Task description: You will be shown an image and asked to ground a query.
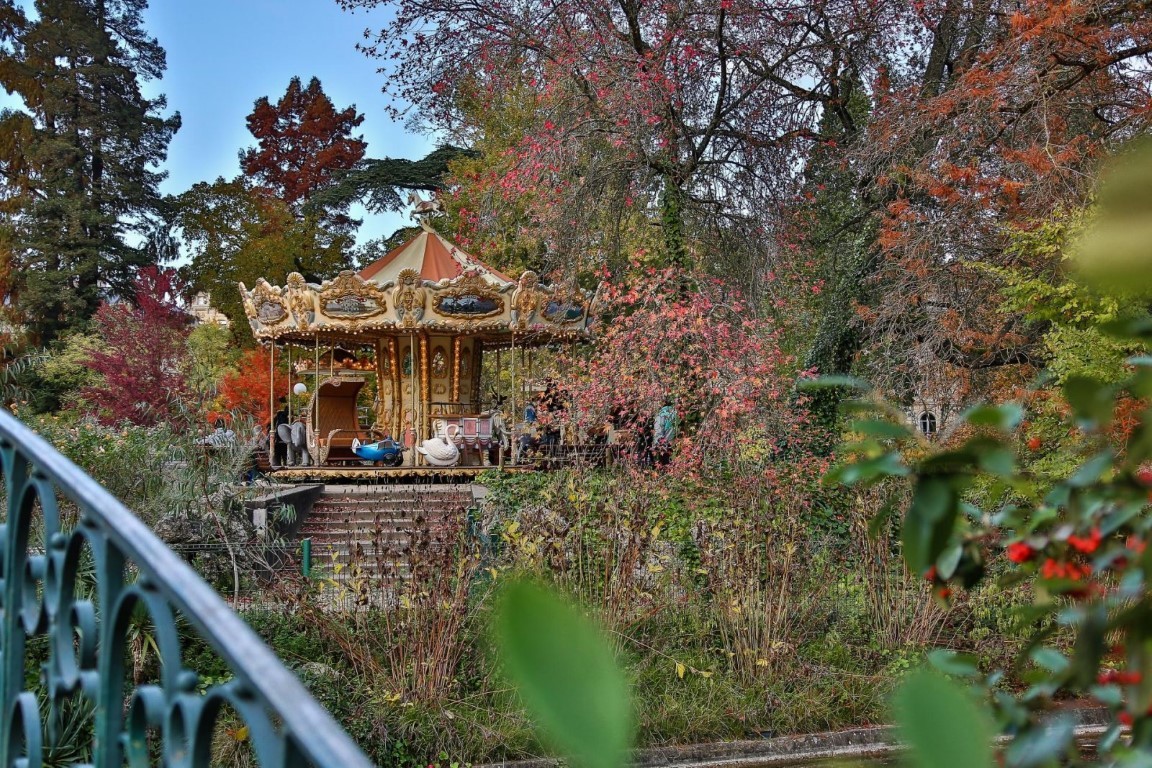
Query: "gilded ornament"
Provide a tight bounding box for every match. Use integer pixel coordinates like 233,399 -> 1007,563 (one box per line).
394,269 -> 428,327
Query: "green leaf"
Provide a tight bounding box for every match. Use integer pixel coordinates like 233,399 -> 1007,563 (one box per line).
928,649 -> 980,678
977,445 -> 1016,477
1126,419 -> 1152,464
1070,604 -> 1108,689
903,477 -> 958,573
1089,685 -> 1124,707
1029,647 -> 1068,674
963,403 -> 1024,432
936,544 -> 964,580
1068,450 -> 1113,487
1101,317 -> 1152,340
496,581 -> 632,768
824,453 -> 909,486
1062,375 -> 1115,428
867,493 -> 900,540
893,669 -> 994,768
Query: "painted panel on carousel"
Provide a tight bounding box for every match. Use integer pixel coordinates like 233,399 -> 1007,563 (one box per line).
542,298 -> 586,323
241,279 -> 290,326
317,271 -> 389,320
436,293 -> 503,317
431,345 -> 449,378
433,272 -> 506,319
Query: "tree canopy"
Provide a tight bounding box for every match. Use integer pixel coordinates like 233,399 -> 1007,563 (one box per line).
0,0 -> 180,344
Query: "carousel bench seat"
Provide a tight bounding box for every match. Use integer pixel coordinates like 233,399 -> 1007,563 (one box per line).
307,376 -> 391,465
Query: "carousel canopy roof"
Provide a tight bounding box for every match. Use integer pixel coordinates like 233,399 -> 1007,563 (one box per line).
359,222 -> 512,287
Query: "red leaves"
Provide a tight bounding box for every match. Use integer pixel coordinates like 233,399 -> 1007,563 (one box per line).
561,267 -> 813,479
240,76 -> 366,205
218,347 -> 289,423
79,267 -> 191,427
1098,670 -> 1142,686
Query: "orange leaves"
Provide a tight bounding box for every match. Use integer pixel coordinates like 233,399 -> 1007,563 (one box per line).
218,347 -> 290,423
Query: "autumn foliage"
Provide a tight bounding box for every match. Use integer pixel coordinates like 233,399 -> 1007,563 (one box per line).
565,268 -> 824,480
241,76 -> 366,206
217,346 -> 288,424
79,267 -> 191,426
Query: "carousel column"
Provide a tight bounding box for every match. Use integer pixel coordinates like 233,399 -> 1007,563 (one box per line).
388,337 -> 401,438
451,336 -> 461,405
407,332 -> 418,467
268,339 -> 276,465
374,337 -> 389,434
419,334 -> 430,439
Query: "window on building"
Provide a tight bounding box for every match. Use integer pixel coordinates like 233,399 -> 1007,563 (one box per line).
919,411 -> 938,436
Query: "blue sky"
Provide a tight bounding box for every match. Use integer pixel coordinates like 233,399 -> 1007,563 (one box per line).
5,0 -> 436,243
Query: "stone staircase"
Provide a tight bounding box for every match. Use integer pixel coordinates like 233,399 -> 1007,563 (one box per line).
298,483 -> 477,580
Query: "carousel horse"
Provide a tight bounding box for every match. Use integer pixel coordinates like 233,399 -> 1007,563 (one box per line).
351,436 -> 405,466
487,408 -> 511,465
417,421 -> 461,467
276,421 -> 311,466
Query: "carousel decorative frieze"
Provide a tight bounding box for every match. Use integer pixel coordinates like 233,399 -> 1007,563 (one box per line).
511,270 -> 544,327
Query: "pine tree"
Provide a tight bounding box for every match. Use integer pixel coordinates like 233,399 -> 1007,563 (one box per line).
0,0 -> 179,344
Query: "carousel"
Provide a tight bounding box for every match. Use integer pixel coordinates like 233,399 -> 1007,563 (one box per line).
239,219 -> 596,479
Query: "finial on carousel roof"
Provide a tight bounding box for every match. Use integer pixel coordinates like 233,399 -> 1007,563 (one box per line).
407,190 -> 444,222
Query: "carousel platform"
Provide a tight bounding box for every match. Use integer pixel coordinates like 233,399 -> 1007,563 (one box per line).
265,463 -> 535,483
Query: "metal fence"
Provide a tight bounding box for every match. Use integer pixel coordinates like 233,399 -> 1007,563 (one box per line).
0,409 -> 375,767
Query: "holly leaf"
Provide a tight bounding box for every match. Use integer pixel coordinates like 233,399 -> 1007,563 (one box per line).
964,403 -> 1024,432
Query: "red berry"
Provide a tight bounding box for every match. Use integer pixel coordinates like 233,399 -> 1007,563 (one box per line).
1007,541 -> 1036,563
1068,527 -> 1103,554
1027,436 -> 1043,452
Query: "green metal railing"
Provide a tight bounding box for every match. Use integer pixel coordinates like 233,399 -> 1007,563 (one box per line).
0,409 -> 375,767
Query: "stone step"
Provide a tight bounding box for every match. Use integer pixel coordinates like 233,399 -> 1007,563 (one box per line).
298,534 -> 457,547
288,482 -> 479,582
304,506 -> 451,520
311,499 -> 472,511
306,506 -> 467,520
317,491 -> 474,500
